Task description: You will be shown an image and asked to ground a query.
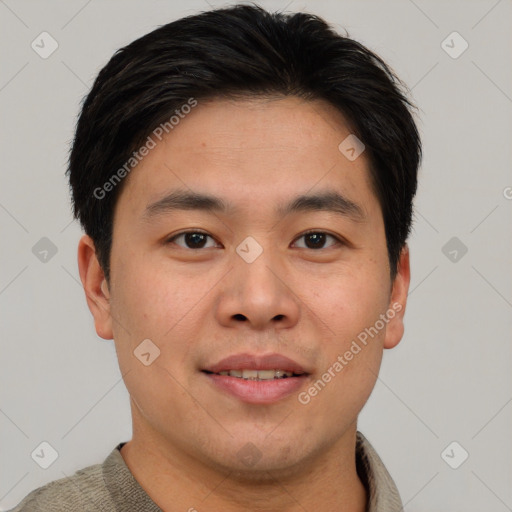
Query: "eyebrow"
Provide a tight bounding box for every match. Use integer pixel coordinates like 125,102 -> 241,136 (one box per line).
143,189 -> 365,222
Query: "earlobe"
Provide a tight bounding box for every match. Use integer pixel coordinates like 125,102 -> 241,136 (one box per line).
383,244 -> 411,349
77,234 -> 113,340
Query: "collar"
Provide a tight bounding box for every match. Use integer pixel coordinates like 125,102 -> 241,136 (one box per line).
355,431 -> 403,511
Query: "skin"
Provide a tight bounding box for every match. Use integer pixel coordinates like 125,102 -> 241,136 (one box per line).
78,96 -> 410,512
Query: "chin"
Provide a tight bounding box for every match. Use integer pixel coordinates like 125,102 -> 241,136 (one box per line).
211,454 -> 311,484
198,434 -> 317,481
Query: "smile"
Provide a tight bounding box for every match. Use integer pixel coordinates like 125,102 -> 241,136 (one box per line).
205,369 -> 302,380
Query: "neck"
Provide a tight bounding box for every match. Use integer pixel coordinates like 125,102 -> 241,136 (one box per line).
121,408 -> 367,512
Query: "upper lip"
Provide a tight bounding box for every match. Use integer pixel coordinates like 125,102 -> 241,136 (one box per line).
203,353 -> 309,375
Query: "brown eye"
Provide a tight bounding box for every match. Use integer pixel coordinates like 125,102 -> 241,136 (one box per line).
166,231 -> 218,249
293,231 -> 341,250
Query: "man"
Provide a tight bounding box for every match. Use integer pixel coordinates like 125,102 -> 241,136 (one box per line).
9,3 -> 420,511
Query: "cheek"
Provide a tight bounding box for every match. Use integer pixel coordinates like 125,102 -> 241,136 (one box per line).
109,257 -> 205,376
108,263 -> 197,418
302,274 -> 389,424
313,261 -> 391,342
305,262 -> 390,406
110,253 -> 185,335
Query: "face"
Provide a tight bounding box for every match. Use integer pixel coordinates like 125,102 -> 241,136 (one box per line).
79,96 -> 409,477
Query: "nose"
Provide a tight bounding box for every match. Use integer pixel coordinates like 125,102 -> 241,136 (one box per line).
214,247 -> 301,331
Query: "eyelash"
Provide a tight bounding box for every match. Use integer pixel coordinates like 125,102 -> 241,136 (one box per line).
165,229 -> 344,250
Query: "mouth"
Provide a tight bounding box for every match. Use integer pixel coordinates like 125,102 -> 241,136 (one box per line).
202,369 -> 305,380
201,353 -> 311,404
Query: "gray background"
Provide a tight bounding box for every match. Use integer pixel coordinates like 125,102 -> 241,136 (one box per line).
1,0 -> 511,510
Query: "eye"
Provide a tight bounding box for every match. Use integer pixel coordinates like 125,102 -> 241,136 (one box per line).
166,230 -> 219,249
293,231 -> 342,250
165,230 -> 343,250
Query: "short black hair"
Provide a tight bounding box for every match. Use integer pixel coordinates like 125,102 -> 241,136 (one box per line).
67,3 -> 421,283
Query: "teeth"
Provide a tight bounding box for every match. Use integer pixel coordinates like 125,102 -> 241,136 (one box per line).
217,369 -> 294,380
256,370 -> 277,380
243,369 -> 259,380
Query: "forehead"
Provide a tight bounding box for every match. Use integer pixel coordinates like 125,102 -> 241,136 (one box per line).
115,96 -> 377,219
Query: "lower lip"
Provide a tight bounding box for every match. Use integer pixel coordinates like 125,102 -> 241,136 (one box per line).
203,372 -> 308,404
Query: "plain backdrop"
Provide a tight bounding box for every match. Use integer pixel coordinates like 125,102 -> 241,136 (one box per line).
1,1 -> 511,510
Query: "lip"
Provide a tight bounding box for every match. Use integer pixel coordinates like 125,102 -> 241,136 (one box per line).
201,352 -> 311,404
202,352 -> 309,374
203,373 -> 309,404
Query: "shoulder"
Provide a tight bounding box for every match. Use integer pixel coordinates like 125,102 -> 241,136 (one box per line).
7,458 -> 114,512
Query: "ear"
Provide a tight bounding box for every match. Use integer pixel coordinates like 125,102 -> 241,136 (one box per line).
383,244 -> 411,349
77,234 -> 113,340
